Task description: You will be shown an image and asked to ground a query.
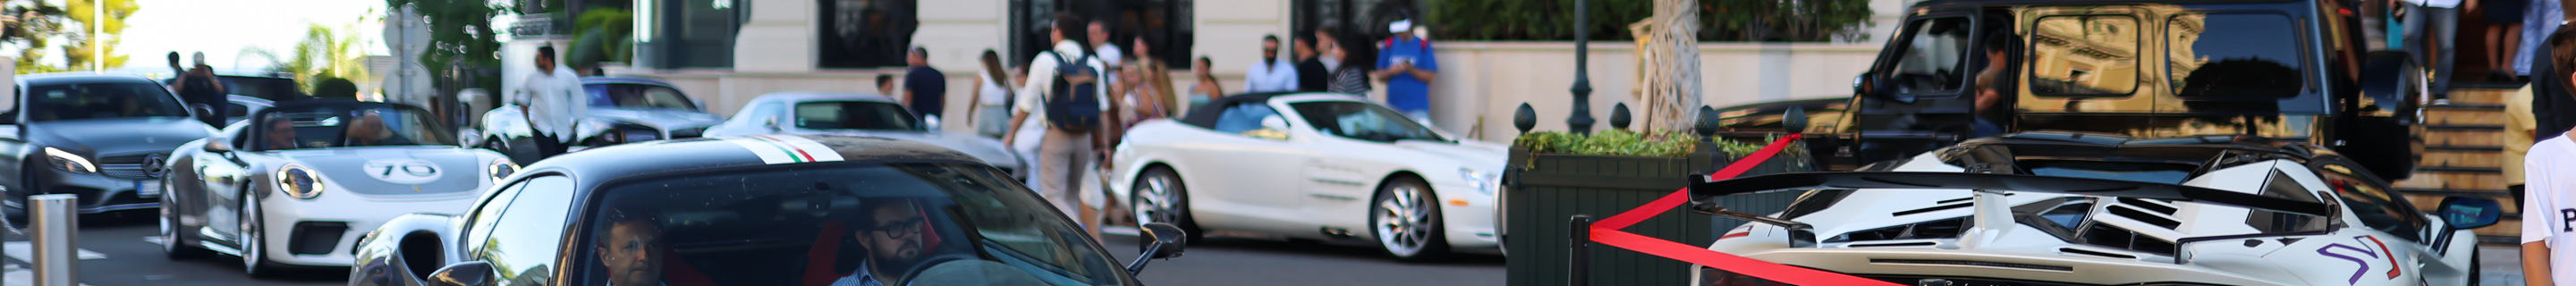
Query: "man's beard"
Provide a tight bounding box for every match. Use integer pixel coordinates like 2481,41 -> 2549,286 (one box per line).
884,240 -> 923,265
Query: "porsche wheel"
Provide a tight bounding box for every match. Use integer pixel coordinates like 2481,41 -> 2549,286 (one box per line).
1370,177 -> 1450,261
1129,167 -> 1202,244
161,180 -> 208,259
239,195 -> 282,278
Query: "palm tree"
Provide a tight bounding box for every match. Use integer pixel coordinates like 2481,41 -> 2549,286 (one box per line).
1643,0 -> 1700,133
246,22 -> 370,93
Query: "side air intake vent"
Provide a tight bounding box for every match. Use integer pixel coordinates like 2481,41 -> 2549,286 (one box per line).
2058,248 -> 2138,259
1868,259 -> 2074,272
1826,217 -> 1969,243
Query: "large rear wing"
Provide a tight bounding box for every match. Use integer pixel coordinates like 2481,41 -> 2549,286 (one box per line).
1687,172 -> 2334,217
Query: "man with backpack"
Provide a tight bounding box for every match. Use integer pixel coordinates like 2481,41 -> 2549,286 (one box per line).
1004,13 -> 1118,240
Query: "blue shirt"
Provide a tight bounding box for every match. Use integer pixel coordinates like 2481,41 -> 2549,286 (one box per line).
1377,37 -> 1439,113
830,260 -> 891,286
2520,0 -> 2563,75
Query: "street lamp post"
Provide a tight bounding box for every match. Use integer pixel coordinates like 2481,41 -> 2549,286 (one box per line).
1567,0 -> 1596,135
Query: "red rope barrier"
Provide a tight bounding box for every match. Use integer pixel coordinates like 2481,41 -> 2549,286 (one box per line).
1581,134 -> 1902,286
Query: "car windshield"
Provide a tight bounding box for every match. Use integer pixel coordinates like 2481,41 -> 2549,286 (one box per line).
252,105 -> 458,150
588,83 -> 699,110
585,163 -> 1128,286
795,101 -> 919,131
1288,101 -> 1446,142
25,82 -> 190,122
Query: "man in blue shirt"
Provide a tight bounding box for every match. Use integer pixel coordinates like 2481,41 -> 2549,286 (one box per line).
1375,18 -> 1441,123
834,198 -> 930,286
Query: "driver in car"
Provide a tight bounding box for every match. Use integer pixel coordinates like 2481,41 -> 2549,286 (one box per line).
834,198 -> 930,286
264,118 -> 300,149
598,209 -> 666,286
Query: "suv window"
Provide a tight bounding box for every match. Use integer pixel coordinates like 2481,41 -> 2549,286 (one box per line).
2029,15 -> 2141,96
2167,13 -> 2306,98
1885,17 -> 1973,95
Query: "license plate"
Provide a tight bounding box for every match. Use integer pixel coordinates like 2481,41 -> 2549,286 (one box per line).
136,181 -> 162,198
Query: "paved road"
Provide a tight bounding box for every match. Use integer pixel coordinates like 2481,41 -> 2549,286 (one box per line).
0,212 -> 1505,286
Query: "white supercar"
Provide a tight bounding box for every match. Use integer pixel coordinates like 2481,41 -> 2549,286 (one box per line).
1686,132 -> 2497,286
1109,92 -> 1505,261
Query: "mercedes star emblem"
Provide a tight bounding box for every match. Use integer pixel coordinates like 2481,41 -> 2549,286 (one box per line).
141,154 -> 170,178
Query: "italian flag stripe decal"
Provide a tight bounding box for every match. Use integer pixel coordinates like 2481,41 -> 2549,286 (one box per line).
724,135 -> 845,164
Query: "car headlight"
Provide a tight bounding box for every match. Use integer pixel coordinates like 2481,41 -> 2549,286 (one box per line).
276,164 -> 324,199
1459,168 -> 1501,196
41,147 -> 97,174
487,159 -> 520,181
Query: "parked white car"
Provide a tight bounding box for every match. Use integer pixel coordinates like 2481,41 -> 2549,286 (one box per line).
1109,92 -> 1506,261
1686,132 -> 2496,285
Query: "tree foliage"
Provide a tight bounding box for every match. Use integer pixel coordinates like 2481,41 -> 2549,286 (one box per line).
0,1 -> 66,74
386,0 -> 502,91
1428,0 -> 1872,42
570,7 -> 631,69
59,0 -> 135,71
248,23 -> 371,94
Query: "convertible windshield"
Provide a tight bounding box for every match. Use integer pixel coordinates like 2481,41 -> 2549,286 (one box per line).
1288,101 -> 1446,142
588,83 -> 699,110
252,105 -> 459,150
585,163 -> 1126,286
795,101 -> 919,131
25,82 -> 190,122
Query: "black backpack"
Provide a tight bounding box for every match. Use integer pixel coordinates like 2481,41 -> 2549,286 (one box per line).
1045,52 -> 1104,132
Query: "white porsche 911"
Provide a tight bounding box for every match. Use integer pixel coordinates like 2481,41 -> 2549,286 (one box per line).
160,100 -> 515,278
1109,92 -> 1506,261
1683,132 -> 2498,286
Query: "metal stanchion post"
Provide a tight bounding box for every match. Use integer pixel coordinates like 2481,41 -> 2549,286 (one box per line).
1570,214 -> 1592,286
30,194 -> 75,286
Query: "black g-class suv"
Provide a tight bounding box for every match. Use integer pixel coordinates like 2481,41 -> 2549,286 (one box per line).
1818,0 -> 2424,181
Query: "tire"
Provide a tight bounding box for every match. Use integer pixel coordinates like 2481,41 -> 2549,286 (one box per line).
1129,167 -> 1203,245
1370,176 -> 1451,262
161,178 -> 209,259
239,194 -> 282,278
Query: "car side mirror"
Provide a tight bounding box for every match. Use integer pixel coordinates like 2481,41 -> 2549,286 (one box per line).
692,99 -> 708,110
191,104 -> 214,119
423,261 -> 496,286
921,114 -> 942,131
762,117 -> 781,130
1260,115 -> 1289,132
1125,223 -> 1188,275
204,141 -> 233,153
2438,197 -> 2503,230
1782,106 -> 1809,134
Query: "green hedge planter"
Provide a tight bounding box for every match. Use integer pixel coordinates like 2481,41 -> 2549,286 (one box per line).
1498,141 -> 1807,286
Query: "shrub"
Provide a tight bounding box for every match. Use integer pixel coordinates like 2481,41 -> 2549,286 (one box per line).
1513,130 -> 1757,157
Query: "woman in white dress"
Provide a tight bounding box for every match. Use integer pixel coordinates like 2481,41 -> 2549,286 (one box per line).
970,50 -> 1015,139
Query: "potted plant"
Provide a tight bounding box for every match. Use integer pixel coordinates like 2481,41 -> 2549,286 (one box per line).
1500,105 -> 1812,286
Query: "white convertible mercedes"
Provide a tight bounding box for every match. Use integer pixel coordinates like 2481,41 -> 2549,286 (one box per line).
1109,92 -> 1505,261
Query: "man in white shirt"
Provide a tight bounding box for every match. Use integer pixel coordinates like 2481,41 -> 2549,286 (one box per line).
1243,35 -> 1301,92
513,46 -> 590,158
1004,13 -> 1115,240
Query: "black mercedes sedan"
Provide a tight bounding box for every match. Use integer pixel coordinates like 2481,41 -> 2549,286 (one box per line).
0,72 -> 215,224
349,135 -> 1186,286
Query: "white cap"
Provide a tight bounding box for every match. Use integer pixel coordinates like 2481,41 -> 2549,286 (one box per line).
1389,20 -> 1413,33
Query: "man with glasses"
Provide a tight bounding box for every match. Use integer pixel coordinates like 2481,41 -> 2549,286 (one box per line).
834,198 -> 932,286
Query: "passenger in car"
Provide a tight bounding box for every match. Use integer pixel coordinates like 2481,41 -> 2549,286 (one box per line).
597,210 -> 667,286
1969,29 -> 2020,139
834,198 -> 933,286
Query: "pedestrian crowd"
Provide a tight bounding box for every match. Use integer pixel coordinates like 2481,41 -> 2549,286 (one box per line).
858,13 -> 1444,242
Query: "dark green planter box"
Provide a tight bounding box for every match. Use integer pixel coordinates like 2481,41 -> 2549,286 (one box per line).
1499,144 -> 1806,286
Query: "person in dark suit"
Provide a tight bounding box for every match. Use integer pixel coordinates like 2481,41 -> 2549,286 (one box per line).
1294,33 -> 1329,92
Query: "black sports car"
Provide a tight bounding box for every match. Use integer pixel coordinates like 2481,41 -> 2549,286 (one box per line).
348,135 -> 1187,286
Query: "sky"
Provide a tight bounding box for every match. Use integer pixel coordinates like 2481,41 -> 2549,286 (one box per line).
108,0 -> 388,72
